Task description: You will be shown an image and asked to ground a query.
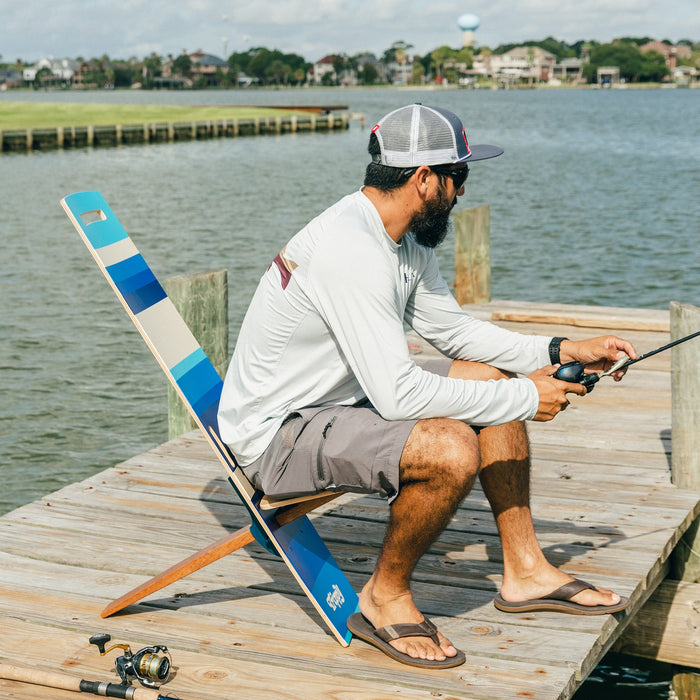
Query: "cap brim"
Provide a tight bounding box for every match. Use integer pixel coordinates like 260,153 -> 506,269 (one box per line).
462,144 -> 504,162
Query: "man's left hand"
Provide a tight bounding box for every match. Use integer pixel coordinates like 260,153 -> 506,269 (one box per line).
559,336 -> 637,381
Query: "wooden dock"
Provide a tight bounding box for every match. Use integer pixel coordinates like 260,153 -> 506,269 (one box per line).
1,301 -> 698,700
0,112 -> 349,152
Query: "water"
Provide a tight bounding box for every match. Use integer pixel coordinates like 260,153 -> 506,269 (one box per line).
1,86 -> 699,697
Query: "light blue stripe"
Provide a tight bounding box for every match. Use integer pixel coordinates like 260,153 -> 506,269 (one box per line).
64,191 -> 128,249
171,348 -> 208,380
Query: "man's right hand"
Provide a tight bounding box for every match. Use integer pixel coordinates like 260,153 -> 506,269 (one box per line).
528,365 -> 587,421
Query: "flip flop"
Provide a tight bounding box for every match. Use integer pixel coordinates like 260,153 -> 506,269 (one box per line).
346,612 -> 466,669
494,578 -> 630,615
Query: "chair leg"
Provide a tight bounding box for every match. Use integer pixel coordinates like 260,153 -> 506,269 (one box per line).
101,525 -> 255,618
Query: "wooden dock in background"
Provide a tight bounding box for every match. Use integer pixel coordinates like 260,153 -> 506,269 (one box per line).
0,112 -> 349,152
1,301 -> 699,699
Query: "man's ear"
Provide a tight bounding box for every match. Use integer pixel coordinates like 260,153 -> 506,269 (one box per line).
413,165 -> 433,196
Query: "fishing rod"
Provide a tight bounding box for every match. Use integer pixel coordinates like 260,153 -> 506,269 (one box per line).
0,633 -> 181,699
554,329 -> 700,390
0,662 -> 179,699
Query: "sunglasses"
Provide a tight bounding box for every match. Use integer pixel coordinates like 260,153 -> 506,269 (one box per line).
431,165 -> 469,189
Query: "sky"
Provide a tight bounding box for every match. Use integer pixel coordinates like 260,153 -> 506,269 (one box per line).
1,0 -> 698,64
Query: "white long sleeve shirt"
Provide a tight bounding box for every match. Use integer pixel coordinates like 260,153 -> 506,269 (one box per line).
218,190 -> 552,466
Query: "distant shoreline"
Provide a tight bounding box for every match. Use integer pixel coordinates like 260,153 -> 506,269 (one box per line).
0,102 -> 308,131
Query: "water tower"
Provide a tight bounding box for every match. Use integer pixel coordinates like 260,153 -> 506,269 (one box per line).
457,13 -> 480,47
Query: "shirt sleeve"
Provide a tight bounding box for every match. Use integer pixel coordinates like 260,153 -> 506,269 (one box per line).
306,236 -> 546,427
405,251 -> 552,375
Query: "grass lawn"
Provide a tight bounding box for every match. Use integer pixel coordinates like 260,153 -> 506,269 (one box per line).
0,102 -> 302,130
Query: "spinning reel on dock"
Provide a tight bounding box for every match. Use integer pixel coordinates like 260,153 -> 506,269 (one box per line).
89,633 -> 172,689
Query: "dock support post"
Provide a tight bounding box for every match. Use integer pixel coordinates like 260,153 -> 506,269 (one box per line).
670,300 -> 700,579
669,301 -> 700,698
453,205 -> 491,305
165,270 -> 229,439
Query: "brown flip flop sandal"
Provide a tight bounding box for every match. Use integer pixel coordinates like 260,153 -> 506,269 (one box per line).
494,578 -> 630,615
347,612 -> 466,669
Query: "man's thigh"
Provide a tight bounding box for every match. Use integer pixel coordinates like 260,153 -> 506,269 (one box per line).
244,404 -> 417,502
243,357 -> 499,502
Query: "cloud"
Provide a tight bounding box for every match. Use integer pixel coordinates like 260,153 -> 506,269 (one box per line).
0,0 -> 696,63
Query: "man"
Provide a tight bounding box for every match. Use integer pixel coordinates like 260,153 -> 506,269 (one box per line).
218,104 -> 635,669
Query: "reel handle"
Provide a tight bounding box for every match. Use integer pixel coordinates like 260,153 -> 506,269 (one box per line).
88,633 -> 112,655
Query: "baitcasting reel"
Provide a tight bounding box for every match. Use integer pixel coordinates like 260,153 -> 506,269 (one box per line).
89,633 -> 172,689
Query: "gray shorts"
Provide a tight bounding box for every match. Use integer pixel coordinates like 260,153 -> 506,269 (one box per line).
244,357 -> 452,503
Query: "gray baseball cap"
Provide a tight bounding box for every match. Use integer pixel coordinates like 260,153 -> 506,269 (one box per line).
371,103 -> 503,167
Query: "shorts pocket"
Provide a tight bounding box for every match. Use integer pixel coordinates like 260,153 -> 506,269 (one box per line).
315,414 -> 338,486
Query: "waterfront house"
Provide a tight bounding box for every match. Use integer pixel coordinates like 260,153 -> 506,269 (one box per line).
22,58 -> 79,87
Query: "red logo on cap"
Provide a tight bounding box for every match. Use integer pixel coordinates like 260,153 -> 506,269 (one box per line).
462,126 -> 471,157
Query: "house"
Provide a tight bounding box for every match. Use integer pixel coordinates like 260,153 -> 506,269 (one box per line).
487,46 -> 556,85
505,46 -> 556,82
639,41 -> 692,71
71,59 -> 116,88
0,68 -> 23,89
388,58 -> 413,85
23,58 -> 79,86
672,65 -> 698,86
309,55 -> 338,85
354,52 -> 388,83
550,57 -> 585,84
189,50 -> 229,86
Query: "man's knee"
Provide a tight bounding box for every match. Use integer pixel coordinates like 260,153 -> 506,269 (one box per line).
401,418 -> 480,489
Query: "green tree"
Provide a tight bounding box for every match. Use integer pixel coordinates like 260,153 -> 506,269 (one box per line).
113,65 -> 132,87
410,62 -> 424,85
455,47 -> 473,67
172,53 -> 192,77
142,53 -> 162,87
266,59 -> 291,85
244,47 -> 308,85
584,42 -> 645,82
34,66 -> 52,88
382,40 -> 413,64
358,61 -> 378,85
639,50 -> 670,81
430,45 -> 456,80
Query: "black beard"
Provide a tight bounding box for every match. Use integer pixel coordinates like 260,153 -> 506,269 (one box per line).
410,185 -> 455,249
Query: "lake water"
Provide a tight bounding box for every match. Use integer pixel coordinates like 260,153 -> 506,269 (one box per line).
1,86 -> 698,698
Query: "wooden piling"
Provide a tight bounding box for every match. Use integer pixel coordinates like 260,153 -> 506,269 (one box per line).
670,301 -> 700,582
614,301 -> 700,699
453,204 -> 491,305
164,270 -> 228,439
669,302 -> 700,698
670,302 -> 700,495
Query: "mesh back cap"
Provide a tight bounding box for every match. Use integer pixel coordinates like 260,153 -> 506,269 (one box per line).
371,103 -> 503,167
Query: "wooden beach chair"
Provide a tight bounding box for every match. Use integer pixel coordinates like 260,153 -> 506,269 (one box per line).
61,191 -> 358,646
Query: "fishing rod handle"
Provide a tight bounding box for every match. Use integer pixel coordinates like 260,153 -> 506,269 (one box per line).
0,663 -> 172,700
80,679 -> 169,699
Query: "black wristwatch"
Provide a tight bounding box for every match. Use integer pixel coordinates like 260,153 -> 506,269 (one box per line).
548,337 -> 568,365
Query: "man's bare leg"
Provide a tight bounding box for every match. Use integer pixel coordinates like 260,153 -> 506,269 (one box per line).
358,417 -> 480,662
449,360 -> 623,608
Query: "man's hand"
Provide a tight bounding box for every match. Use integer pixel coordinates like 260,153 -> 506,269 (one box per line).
528,366 -> 587,421
559,335 -> 637,382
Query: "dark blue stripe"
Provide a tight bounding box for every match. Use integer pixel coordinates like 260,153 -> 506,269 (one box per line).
198,397 -> 221,431
115,268 -> 159,296
192,383 -> 223,420
107,254 -> 149,282
122,280 -> 167,314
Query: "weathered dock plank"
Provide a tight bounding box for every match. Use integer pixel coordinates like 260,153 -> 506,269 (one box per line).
0,304 -> 697,700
